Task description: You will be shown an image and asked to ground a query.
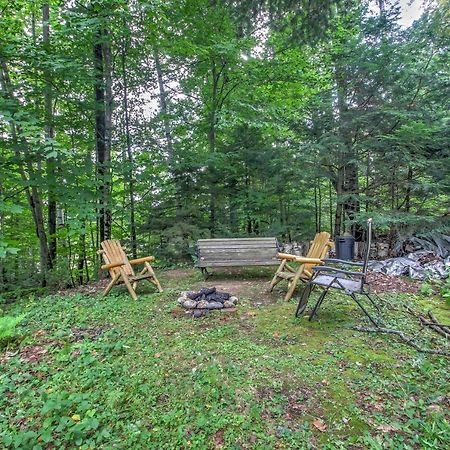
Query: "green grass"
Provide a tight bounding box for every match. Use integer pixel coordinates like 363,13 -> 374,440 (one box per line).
1,268 -> 449,449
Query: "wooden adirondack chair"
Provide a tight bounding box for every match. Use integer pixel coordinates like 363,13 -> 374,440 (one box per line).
98,240 -> 163,300
269,232 -> 333,301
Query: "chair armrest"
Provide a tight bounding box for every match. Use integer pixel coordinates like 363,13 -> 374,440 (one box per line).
322,258 -> 364,267
101,261 -> 125,270
277,253 -> 323,265
129,256 -> 155,265
313,266 -> 364,277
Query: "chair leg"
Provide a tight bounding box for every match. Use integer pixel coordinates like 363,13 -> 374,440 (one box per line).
308,286 -> 329,321
103,273 -> 120,297
121,269 -> 138,300
145,262 -> 163,292
269,261 -> 286,292
295,283 -> 313,317
284,266 -> 305,302
350,293 -> 379,328
364,292 -> 381,313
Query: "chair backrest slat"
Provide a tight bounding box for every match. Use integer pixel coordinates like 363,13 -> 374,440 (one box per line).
100,240 -> 134,277
304,232 -> 333,275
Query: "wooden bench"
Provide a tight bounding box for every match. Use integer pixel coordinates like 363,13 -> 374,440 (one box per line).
196,237 -> 280,276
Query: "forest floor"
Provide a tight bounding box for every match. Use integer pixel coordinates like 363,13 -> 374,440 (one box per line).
1,267 -> 449,449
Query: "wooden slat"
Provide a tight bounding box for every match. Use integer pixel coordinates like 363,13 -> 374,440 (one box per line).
198,260 -> 279,267
198,238 -> 276,242
196,237 -> 279,268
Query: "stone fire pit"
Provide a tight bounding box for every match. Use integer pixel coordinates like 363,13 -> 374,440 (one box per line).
178,287 -> 238,318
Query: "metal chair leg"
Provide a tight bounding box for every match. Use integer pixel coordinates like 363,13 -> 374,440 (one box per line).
295,283 -> 313,317
308,286 -> 329,321
350,293 -> 379,327
364,291 -> 381,313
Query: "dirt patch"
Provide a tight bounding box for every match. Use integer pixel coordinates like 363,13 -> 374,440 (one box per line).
71,327 -> 104,342
20,345 -> 49,363
57,279 -> 109,297
366,271 -> 420,294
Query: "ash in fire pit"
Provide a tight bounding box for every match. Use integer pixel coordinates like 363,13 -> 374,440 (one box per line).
178,287 -> 238,317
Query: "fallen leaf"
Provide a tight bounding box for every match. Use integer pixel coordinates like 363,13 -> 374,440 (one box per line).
321,379 -> 330,386
313,419 -> 327,432
154,352 -> 162,358
273,331 -> 280,337
71,414 -> 81,422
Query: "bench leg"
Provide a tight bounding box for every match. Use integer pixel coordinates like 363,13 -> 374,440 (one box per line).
201,267 -> 211,281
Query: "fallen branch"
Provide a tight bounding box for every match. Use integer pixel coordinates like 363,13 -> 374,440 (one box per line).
428,311 -> 450,332
353,326 -> 450,357
419,316 -> 450,339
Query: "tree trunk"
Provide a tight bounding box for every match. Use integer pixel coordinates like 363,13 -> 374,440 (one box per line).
208,59 -> 219,236
335,62 -> 362,240
102,29 -> 113,240
93,29 -> 111,243
154,48 -> 174,165
42,3 -> 57,266
121,41 -> 137,258
0,58 -> 52,284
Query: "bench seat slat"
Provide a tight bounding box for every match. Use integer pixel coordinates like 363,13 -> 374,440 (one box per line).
196,237 -> 279,269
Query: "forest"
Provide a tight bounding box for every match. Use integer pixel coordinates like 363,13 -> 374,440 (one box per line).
2,2 -> 450,448
0,0 -> 449,290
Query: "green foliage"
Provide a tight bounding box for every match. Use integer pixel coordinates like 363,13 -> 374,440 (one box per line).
0,315 -> 24,347
0,0 -> 449,290
0,270 -> 449,448
440,279 -> 450,308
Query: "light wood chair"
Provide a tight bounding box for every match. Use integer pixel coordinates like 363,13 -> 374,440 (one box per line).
98,240 -> 163,300
269,232 -> 333,301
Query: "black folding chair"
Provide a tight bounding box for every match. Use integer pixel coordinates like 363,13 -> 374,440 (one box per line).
295,218 -> 380,327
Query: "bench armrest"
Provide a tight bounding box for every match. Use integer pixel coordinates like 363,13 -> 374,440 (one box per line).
277,253 -> 323,265
129,256 -> 155,265
101,261 -> 125,270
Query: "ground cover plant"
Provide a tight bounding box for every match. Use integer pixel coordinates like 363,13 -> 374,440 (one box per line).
1,268 -> 449,449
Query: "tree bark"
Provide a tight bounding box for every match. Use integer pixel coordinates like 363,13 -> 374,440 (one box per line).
154,48 -> 174,165
93,29 -> 111,243
0,58 -> 52,284
102,29 -> 113,240
121,41 -> 137,258
335,62 -> 362,240
42,3 -> 57,266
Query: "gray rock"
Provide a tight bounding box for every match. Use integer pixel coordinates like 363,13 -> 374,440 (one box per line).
177,297 -> 186,305
196,300 -> 210,309
223,300 -> 235,308
206,301 -> 223,310
182,299 -> 198,309
229,296 -> 238,305
192,309 -> 204,318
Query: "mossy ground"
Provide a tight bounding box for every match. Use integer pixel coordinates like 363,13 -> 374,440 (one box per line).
1,268 -> 449,449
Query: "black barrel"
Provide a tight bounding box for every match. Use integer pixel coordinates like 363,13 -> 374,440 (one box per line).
335,235 -> 355,261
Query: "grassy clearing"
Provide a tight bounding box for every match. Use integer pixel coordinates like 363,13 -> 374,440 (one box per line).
1,268 -> 449,449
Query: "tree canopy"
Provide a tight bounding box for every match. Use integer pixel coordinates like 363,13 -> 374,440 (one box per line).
0,0 -> 449,288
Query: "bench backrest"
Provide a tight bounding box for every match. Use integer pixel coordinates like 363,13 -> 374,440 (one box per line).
197,237 -> 280,267
99,240 -> 134,278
